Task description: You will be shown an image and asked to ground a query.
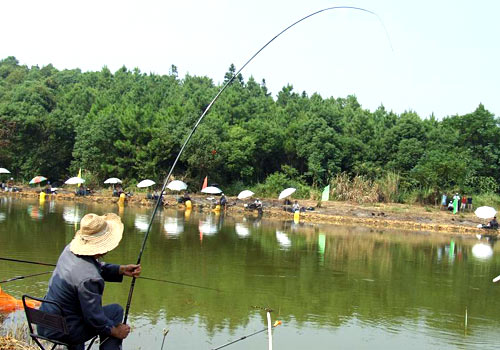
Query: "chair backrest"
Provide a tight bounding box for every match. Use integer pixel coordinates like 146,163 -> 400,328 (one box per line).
22,294 -> 69,350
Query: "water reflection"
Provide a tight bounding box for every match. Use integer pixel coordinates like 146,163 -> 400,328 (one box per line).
198,215 -> 218,236
62,206 -> 81,225
234,222 -> 250,238
27,204 -> 43,220
0,212 -> 5,223
275,230 -> 291,249
3,199 -> 500,350
134,214 -> 150,232
472,243 -> 494,260
163,216 -> 183,237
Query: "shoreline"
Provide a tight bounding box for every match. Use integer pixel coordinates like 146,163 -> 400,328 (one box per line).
1,189 -> 489,236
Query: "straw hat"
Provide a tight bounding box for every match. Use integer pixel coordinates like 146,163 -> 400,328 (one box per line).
70,213 -> 124,256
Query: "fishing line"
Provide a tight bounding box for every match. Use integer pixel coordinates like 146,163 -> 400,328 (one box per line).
0,257 -> 56,267
0,257 -> 219,292
0,271 -> 52,284
123,5 -> 390,324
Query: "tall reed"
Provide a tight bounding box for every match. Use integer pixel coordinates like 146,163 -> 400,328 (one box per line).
331,173 -> 379,203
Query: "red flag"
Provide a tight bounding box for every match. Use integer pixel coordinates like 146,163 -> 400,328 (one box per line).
202,176 -> 208,190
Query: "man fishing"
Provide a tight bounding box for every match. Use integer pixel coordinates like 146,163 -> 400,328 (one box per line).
39,213 -> 141,350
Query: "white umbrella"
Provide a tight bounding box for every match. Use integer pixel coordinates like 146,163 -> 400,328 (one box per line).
278,187 -> 296,200
201,186 -> 222,194
137,179 -> 156,188
166,180 -> 187,191
475,206 -> 497,219
0,168 -> 10,174
104,177 -> 122,184
65,177 -> 85,185
237,190 -> 254,200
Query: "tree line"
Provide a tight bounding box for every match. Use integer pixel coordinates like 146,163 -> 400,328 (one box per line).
0,56 -> 499,202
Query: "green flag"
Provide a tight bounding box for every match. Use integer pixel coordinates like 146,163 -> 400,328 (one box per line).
321,185 -> 330,202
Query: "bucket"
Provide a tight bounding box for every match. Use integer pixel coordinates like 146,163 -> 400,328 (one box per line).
293,211 -> 300,223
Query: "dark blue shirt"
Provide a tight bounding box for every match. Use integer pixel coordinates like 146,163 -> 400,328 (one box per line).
39,245 -> 123,340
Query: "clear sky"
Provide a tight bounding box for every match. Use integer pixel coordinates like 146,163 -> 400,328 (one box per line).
2,0 -> 499,119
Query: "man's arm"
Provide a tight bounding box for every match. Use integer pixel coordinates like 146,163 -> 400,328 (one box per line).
78,278 -> 116,336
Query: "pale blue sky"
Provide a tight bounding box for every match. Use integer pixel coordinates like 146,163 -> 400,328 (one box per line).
2,0 -> 498,118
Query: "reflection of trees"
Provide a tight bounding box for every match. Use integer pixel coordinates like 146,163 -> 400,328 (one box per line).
3,202 -> 500,337
103,220 -> 500,337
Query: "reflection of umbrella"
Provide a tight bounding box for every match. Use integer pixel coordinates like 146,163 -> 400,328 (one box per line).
237,190 -> 254,200
201,186 -> 222,194
65,177 -> 85,185
167,180 -> 187,191
472,243 -> 493,260
276,230 -> 291,249
0,168 -> 10,174
104,177 -> 122,184
134,214 -> 150,232
198,217 -> 218,235
235,223 -> 250,237
27,205 -> 43,220
0,212 -> 6,223
29,176 -> 47,185
63,206 -> 82,224
137,179 -> 155,188
475,206 -> 497,219
164,217 -> 184,236
278,187 -> 296,200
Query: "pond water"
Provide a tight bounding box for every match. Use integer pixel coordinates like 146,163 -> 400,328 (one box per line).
1,196 -> 500,349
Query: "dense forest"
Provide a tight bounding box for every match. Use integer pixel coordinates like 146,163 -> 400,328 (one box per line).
0,56 -> 499,203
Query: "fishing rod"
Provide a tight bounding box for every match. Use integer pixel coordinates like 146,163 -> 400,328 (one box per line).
0,271 -> 52,284
123,5 -> 389,324
0,257 -> 220,292
211,320 -> 282,350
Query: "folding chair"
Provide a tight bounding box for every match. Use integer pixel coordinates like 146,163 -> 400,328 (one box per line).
22,295 -> 97,350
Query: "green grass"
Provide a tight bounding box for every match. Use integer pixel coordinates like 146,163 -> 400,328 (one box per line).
473,193 -> 500,209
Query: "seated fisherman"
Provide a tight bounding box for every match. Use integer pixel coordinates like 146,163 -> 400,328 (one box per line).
484,216 -> 499,229
39,213 -> 141,349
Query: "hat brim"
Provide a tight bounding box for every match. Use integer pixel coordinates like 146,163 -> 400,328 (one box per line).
70,213 -> 124,256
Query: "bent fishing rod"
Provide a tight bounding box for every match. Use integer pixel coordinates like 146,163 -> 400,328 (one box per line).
0,257 -> 220,291
123,5 -> 390,323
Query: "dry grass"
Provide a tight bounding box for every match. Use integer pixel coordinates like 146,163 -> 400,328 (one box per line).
0,336 -> 37,350
0,316 -> 40,350
331,173 -> 379,203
